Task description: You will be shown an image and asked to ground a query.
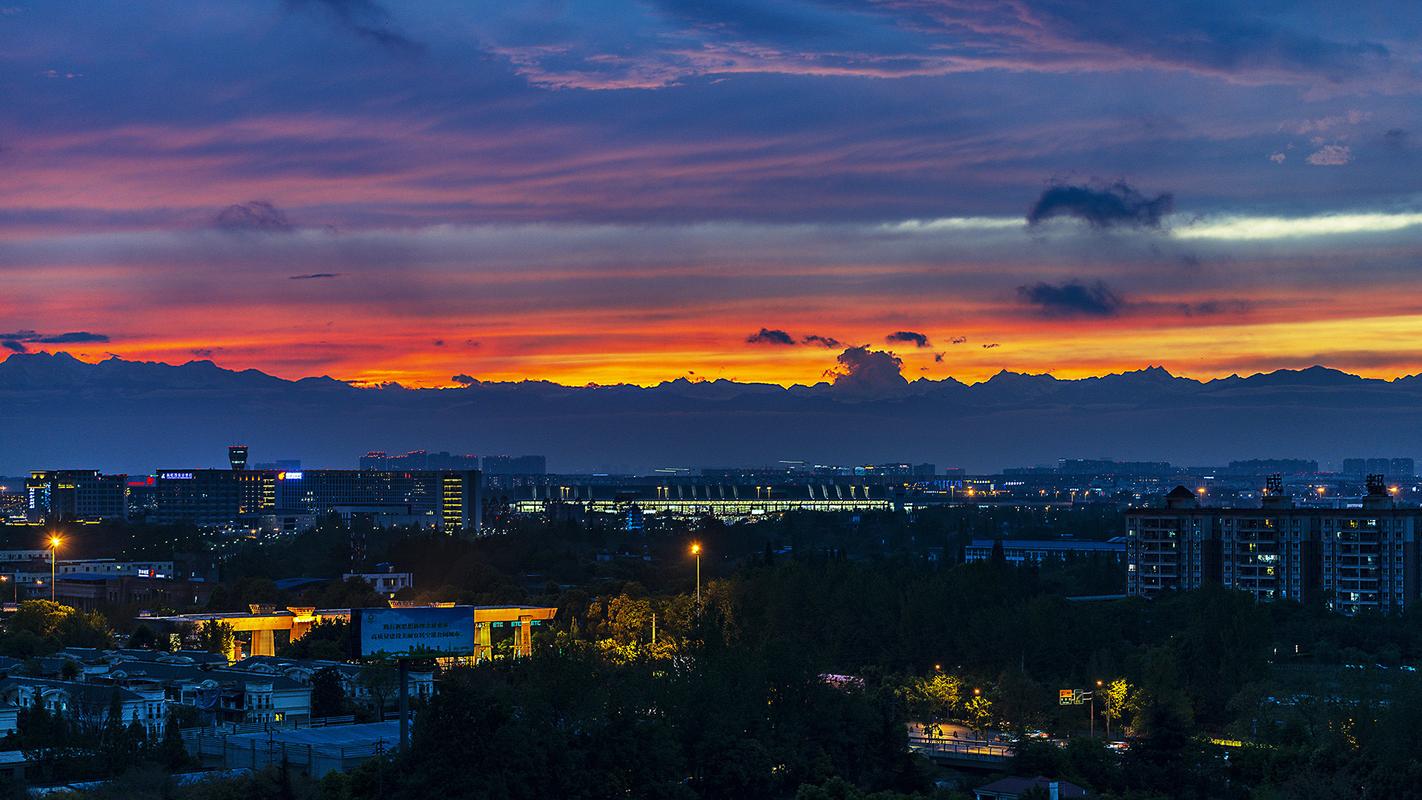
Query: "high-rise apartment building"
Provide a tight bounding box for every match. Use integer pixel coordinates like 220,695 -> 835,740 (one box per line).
1127,476 -> 1421,615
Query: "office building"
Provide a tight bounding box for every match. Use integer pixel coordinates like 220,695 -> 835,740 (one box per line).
358,450 -> 480,471
1127,476 -> 1422,614
228,445 -> 249,471
1224,459 -> 1319,477
481,454 -> 547,476
1342,457 -> 1415,479
153,469 -> 276,526
274,469 -> 482,534
0,487 -> 29,523
25,470 -> 128,522
153,462 -> 482,534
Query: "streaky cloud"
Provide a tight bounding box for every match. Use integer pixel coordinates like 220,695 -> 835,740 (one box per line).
1175,212 -> 1422,240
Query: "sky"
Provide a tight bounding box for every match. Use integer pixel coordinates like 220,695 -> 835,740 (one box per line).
2,0 -> 1422,388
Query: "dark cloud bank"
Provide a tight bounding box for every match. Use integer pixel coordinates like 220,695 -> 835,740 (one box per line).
1027,182 -> 1173,229
213,201 -> 293,233
4,352 -> 1422,475
1017,280 -> 1126,317
885,331 -> 931,348
747,329 -> 842,348
0,331 -> 110,354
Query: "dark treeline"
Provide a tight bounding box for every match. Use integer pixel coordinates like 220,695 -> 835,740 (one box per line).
299,555 -> 1422,800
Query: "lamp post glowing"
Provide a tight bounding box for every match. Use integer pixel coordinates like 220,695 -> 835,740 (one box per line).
1096,679 -> 1108,739
48,535 -> 61,602
1092,679 -> 1103,738
690,542 -> 702,605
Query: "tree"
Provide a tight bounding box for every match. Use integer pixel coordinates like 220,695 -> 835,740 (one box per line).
280,619 -> 349,661
995,669 -> 1043,733
197,620 -> 235,659
357,661 -> 397,720
158,712 -> 190,770
964,694 -> 993,736
989,538 -> 1006,567
10,600 -> 71,638
56,608 -> 114,649
901,672 -> 960,725
0,629 -> 46,659
126,624 -> 161,651
311,667 -> 347,718
1100,678 -> 1133,738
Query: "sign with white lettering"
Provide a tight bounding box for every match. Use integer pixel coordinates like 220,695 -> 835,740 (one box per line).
353,606 -> 474,658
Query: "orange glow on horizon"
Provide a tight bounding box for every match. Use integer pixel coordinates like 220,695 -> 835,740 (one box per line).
17,293 -> 1422,389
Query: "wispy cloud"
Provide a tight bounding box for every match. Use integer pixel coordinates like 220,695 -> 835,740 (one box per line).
1175,212 -> 1422,240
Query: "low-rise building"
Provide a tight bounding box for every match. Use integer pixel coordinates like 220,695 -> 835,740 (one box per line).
963,537 -> 1126,565
341,566 -> 412,596
231,655 -> 435,708
0,676 -> 167,737
44,648 -> 311,726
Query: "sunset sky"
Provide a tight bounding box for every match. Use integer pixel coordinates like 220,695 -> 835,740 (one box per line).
3,1 -> 1422,387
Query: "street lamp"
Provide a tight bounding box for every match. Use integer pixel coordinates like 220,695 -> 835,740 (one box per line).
1091,679 -> 1103,738
1096,679 -> 1110,739
690,543 -> 702,605
48,535 -> 62,602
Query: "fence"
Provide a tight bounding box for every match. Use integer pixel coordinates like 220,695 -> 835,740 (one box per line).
906,733 -> 1014,764
182,727 -> 393,778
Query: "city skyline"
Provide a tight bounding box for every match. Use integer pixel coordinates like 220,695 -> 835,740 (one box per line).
4,2 -> 1422,387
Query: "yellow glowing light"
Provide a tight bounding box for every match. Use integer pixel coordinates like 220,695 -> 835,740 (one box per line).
1197,486 -> 1207,495
690,543 -> 701,555
1317,487 -> 1327,495
48,536 -> 62,549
